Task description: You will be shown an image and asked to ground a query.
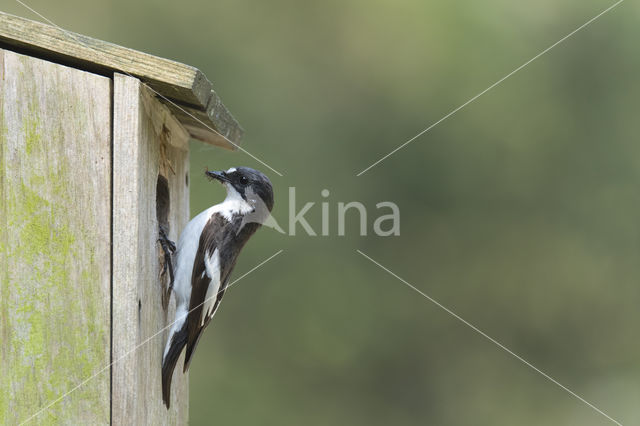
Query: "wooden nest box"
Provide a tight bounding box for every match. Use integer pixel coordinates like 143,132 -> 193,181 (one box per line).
0,11 -> 243,424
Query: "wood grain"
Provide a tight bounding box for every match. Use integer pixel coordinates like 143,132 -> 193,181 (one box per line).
0,49 -> 111,424
112,73 -> 190,424
0,11 -> 243,149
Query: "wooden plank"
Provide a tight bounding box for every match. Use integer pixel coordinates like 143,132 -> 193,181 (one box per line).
0,11 -> 243,149
112,73 -> 190,424
0,49 -> 111,424
140,86 -> 190,151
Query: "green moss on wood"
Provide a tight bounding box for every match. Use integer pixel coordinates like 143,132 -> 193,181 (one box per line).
22,105 -> 41,156
0,60 -> 109,424
0,91 -> 8,426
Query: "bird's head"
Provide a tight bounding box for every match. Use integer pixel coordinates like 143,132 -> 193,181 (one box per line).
206,167 -> 274,213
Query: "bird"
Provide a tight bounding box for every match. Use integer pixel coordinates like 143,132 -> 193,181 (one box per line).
161,166 -> 274,408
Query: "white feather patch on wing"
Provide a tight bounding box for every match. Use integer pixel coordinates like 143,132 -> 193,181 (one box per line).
202,248 -> 221,326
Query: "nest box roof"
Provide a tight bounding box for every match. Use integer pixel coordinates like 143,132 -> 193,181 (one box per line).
0,11 -> 243,149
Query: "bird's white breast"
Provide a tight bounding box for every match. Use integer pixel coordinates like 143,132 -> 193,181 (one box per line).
172,207 -> 214,308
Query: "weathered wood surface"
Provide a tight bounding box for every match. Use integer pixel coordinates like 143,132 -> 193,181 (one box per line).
0,49 -> 111,424
0,11 -> 243,149
112,73 -> 190,424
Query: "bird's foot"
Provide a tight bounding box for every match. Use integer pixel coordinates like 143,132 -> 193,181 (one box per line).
159,228 -> 176,255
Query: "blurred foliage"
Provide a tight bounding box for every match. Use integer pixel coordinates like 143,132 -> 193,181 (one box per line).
5,0 -> 640,424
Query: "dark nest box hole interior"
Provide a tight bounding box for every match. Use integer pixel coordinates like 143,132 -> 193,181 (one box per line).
157,174 -> 170,235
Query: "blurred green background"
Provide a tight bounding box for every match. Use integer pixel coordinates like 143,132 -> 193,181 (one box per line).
5,0 -> 639,424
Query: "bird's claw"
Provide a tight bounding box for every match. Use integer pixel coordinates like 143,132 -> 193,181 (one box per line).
159,228 -> 176,253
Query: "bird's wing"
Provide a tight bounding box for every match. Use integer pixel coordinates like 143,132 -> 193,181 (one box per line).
183,213 -> 238,372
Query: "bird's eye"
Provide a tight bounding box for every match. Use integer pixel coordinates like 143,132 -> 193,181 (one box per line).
240,176 -> 249,185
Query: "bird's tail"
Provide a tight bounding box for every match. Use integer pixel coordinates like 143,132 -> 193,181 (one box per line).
162,317 -> 188,409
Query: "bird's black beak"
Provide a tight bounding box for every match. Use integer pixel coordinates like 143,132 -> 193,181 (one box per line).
205,170 -> 230,183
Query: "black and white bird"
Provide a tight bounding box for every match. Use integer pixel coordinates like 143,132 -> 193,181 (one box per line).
161,166 -> 274,408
